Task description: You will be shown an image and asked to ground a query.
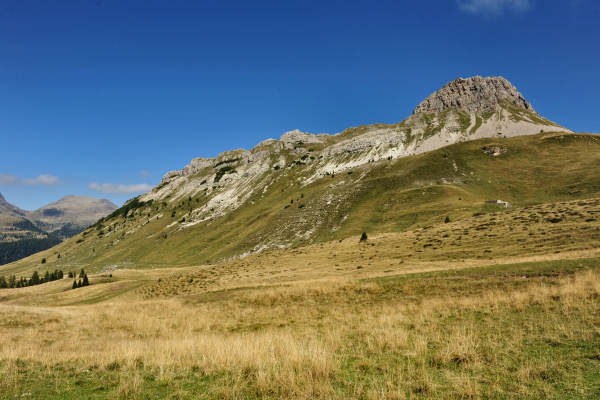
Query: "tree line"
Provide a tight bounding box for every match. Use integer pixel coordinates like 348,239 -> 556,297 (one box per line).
0,268 -> 92,290
0,269 -> 64,289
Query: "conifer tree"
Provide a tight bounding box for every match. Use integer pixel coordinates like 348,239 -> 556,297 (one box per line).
83,274 -> 89,287
78,279 -> 82,288
79,268 -> 85,279
72,280 -> 77,289
30,271 -> 40,285
0,276 -> 7,288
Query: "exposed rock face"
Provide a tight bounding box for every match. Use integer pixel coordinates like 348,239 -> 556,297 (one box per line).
133,75 -> 571,256
280,129 -> 327,149
413,76 -> 534,114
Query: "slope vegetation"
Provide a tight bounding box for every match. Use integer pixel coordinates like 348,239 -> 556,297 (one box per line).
0,194 -> 599,399
3,132 -> 599,276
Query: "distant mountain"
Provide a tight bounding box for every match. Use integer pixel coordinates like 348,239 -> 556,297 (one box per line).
0,192 -> 27,217
0,193 -> 117,265
26,196 -> 118,239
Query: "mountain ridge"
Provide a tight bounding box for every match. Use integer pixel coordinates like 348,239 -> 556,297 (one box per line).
4,75 -> 594,276
0,193 -> 117,265
147,76 -> 569,209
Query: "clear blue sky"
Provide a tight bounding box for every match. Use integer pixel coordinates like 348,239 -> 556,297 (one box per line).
1,0 -> 598,209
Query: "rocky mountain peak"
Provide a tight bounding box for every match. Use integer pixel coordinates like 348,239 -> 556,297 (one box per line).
0,192 -> 5,204
412,76 -> 534,115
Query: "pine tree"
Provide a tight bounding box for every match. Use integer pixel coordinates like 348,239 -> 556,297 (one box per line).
30,271 -> 40,285
0,276 -> 7,288
58,270 -> 64,279
72,280 -> 77,289
8,275 -> 16,288
68,271 -> 73,278
44,270 -> 51,283
83,274 -> 89,287
79,268 -> 85,279
78,279 -> 82,288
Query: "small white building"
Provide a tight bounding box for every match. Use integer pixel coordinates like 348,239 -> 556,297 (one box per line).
486,200 -> 511,208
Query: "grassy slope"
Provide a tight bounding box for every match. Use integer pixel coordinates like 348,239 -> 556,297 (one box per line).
1,256 -> 599,399
0,183 -> 599,398
2,132 -> 600,277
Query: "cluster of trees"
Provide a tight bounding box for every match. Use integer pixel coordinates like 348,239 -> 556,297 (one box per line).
0,269 -> 64,289
71,269 -> 90,289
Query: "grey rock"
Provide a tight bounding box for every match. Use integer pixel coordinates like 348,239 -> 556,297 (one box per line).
413,76 -> 534,114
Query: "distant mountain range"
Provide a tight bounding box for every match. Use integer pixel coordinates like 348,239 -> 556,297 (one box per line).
0,194 -> 117,265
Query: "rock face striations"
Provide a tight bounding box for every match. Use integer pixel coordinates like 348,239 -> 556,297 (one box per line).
148,76 -> 569,211
97,76 -> 567,258
413,76 -> 534,114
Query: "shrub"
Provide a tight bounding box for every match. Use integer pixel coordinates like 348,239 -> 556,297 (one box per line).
445,216 -> 451,223
360,232 -> 368,242
214,166 -> 236,182
41,258 -> 46,264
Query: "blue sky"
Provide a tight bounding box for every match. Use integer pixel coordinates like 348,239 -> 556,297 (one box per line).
1,0 -> 598,209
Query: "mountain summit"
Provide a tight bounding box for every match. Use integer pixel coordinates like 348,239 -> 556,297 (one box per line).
413,76 -> 533,114
26,195 -> 118,234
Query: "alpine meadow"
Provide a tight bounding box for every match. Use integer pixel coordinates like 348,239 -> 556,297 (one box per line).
1,2 -> 600,399
2,75 -> 600,399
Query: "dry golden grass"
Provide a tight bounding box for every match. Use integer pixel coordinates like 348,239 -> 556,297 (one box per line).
1,197 -> 599,398
1,264 -> 599,399
136,197 -> 600,299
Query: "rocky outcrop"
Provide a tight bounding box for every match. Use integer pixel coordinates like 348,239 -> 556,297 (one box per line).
142,75 -> 570,220
280,129 -> 328,149
413,76 -> 534,114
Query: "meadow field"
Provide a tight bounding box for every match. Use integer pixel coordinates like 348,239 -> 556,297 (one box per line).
1,196 -> 599,399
